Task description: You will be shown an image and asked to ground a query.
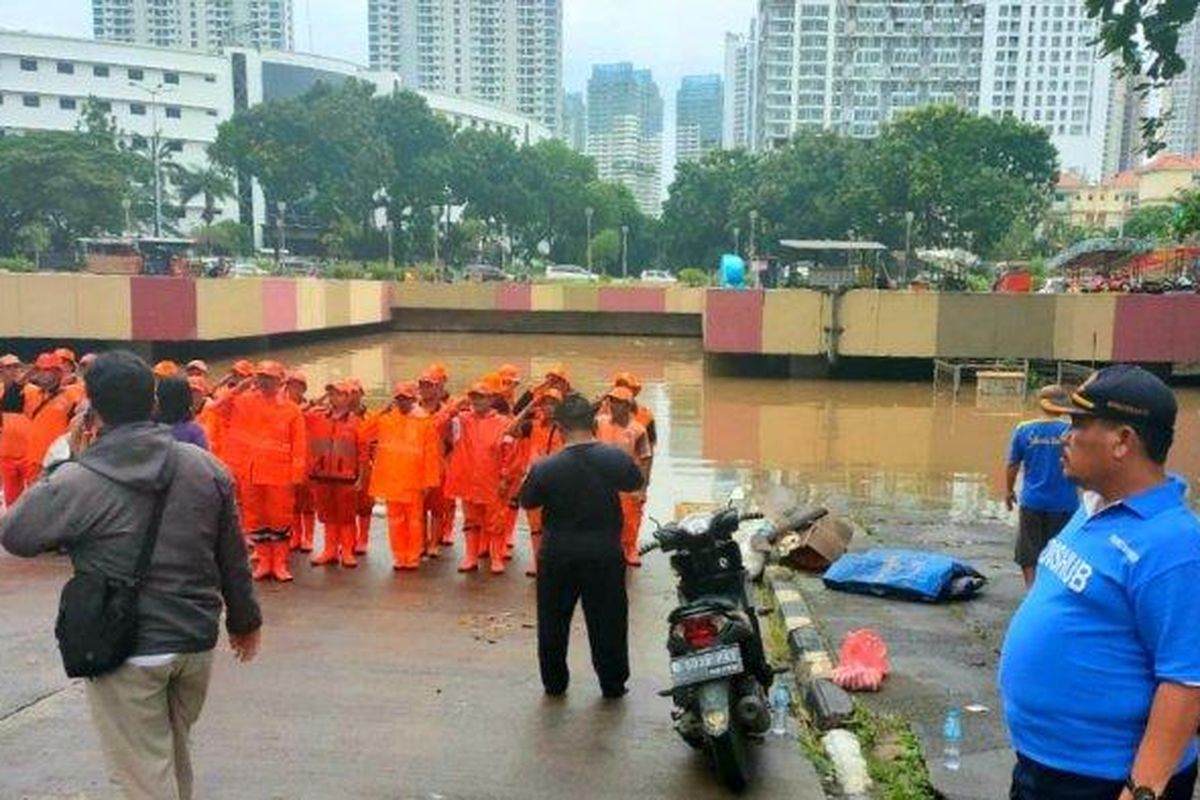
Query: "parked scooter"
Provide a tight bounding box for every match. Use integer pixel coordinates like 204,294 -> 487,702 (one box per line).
639,505 -> 828,791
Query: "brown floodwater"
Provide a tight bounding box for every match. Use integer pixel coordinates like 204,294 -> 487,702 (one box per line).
222,332 -> 1200,522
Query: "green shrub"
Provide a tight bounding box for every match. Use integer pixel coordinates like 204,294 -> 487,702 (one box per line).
329,264 -> 366,280
678,267 -> 710,287
0,256 -> 37,272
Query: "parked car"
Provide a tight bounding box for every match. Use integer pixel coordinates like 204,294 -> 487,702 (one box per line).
463,263 -> 509,282
545,264 -> 599,282
639,269 -> 677,284
229,261 -> 269,278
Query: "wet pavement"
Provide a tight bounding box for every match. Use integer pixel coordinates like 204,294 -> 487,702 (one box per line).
0,517 -> 824,799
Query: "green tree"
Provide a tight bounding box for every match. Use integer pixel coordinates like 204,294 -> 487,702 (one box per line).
661,149 -> 759,269
15,221 -> 52,268
1122,204 -> 1176,240
1171,190 -> 1200,241
170,162 -> 235,229
192,220 -> 252,255
590,228 -> 621,273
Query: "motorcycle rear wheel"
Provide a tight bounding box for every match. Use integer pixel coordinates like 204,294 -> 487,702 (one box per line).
708,728 -> 750,792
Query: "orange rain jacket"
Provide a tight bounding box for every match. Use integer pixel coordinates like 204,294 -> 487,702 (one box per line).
444,409 -> 508,505
360,407 -> 441,501
308,411 -> 362,483
24,383 -> 84,468
217,389 -> 307,486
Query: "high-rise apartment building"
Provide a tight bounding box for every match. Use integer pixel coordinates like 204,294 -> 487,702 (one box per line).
676,75 -> 724,164
562,91 -> 587,152
586,62 -> 663,217
1165,18 -> 1200,156
723,24 -> 756,150
1103,69 -> 1144,176
367,0 -> 562,132
755,0 -> 985,149
93,0 -> 293,51
751,0 -> 1121,178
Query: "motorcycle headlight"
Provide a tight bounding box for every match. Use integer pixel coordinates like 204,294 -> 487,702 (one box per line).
681,513 -> 712,535
702,709 -> 730,736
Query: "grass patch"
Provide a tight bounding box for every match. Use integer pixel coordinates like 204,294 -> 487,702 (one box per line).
848,703 -> 936,800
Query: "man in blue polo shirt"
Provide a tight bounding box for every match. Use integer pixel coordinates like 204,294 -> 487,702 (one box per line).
1000,365 -> 1200,800
1006,384 -> 1080,586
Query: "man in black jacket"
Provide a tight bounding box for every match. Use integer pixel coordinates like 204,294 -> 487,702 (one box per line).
519,393 -> 644,699
1,351 -> 262,800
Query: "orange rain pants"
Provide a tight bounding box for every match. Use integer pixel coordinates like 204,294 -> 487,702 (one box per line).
387,497 -> 425,570
620,493 -> 645,566
460,501 -> 506,574
311,482 -> 359,567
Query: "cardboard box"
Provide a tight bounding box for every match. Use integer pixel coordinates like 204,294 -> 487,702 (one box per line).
778,516 -> 854,572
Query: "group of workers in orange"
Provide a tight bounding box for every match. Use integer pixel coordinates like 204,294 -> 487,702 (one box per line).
1,348 -> 657,584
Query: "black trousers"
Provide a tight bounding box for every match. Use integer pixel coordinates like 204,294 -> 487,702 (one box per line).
536,547 -> 628,694
1010,754 -> 1198,800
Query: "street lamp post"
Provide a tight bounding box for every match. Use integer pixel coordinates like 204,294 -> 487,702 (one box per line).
733,226 -> 741,256
585,206 -> 594,271
276,201 -> 287,269
904,210 -> 915,282
128,83 -> 170,237
749,210 -> 758,260
386,220 -> 395,267
620,224 -> 629,280
121,197 -> 132,235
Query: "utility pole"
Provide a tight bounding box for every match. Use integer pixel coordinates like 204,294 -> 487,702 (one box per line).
276,201 -> 287,269
620,224 -> 629,280
905,210 -> 915,282
585,206 -> 594,271
129,82 -> 171,237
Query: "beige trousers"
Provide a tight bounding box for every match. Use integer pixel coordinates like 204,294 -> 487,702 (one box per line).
84,650 -> 214,800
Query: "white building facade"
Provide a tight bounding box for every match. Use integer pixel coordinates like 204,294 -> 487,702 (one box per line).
722,24 -> 756,150
0,30 -> 551,244
750,0 -> 1124,179
586,62 -> 664,217
367,0 -> 562,133
1165,18 -> 1200,157
93,0 -> 294,52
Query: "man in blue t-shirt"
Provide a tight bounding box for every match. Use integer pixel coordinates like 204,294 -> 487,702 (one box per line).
1006,384 -> 1080,586
1000,365 -> 1200,800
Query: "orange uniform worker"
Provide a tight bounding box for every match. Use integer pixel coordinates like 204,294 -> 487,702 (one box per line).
23,353 -> 85,481
613,372 -> 657,452
211,359 -> 255,476
445,382 -> 511,574
348,380 -> 375,555
418,369 -> 457,553
189,376 -> 222,454
360,382 -> 442,570
285,371 -> 317,552
308,382 -> 364,568
505,388 -> 564,577
0,355 -> 32,505
493,367 -> 523,554
215,360 -> 307,582
596,386 -> 653,566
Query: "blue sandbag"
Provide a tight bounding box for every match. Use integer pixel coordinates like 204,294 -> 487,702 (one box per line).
822,548 -> 986,603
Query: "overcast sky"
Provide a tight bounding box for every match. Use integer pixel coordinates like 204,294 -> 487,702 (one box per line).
1,0 -> 755,179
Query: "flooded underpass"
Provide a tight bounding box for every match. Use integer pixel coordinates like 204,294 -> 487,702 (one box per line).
6,331 -> 1200,799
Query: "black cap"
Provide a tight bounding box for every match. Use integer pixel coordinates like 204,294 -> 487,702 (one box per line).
1044,365 -> 1177,433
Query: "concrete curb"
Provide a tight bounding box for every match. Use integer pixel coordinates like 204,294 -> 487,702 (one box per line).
764,566 -> 872,798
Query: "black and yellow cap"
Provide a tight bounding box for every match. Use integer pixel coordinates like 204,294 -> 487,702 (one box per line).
1044,365 -> 1177,432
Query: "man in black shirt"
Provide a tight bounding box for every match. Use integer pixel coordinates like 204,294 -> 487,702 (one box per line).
519,393 -> 644,698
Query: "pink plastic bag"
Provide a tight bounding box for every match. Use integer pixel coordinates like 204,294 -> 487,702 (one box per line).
831,628 -> 890,692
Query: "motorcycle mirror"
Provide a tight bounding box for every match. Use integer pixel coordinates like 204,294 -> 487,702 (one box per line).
648,514 -> 661,530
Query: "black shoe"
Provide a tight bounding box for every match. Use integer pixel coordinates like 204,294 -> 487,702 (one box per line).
544,685 -> 568,698
601,685 -> 627,700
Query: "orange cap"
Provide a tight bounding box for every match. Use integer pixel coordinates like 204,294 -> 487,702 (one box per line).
0,354 -> 21,367
153,360 -> 180,378
347,378 -> 364,395
392,381 -> 418,399
607,386 -> 635,404
255,360 -> 286,380
418,370 -> 440,385
185,359 -> 209,375
54,347 -> 77,365
231,360 -> 255,378
426,363 -> 449,383
482,372 -> 507,394
467,381 -> 493,397
536,387 -> 564,404
498,363 -> 520,379
545,364 -> 570,381
187,375 -> 212,395
285,371 -> 308,387
613,371 -> 642,394
34,353 -> 64,371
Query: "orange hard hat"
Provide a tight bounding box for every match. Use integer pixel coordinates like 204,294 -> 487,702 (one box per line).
607,386 -> 635,404
613,371 -> 642,394
255,360 -> 286,380
34,353 -> 64,371
285,370 -> 308,387
231,360 -> 255,378
185,359 -> 209,375
467,381 -> 493,397
153,360 -> 180,378
0,354 -> 21,368
392,381 -> 418,399
187,375 -> 212,395
53,347 -> 77,365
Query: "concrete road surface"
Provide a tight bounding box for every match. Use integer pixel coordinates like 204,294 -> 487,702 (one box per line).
0,520 -> 824,799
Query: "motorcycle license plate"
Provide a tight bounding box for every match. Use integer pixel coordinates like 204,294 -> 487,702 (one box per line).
669,645 -> 744,688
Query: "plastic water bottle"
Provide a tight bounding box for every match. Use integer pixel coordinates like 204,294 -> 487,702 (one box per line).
769,683 -> 791,736
942,707 -> 963,771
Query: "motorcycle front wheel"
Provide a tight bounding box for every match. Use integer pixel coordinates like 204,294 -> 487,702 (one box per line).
708,727 -> 750,792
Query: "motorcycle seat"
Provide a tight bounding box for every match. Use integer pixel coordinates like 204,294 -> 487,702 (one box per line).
668,596 -> 742,623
